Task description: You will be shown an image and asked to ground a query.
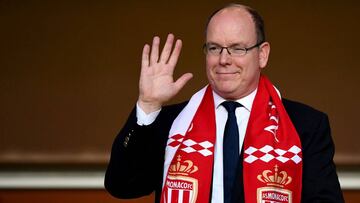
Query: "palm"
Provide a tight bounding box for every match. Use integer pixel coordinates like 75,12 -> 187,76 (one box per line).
138,34 -> 193,113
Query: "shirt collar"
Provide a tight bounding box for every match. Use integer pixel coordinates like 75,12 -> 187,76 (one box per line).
213,88 -> 258,112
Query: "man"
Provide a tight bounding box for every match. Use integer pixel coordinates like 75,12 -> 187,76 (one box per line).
105,4 -> 344,203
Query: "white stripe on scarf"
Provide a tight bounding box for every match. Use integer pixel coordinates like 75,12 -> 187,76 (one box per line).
162,86 -> 208,187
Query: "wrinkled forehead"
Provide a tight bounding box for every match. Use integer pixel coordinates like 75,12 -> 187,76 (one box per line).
206,7 -> 257,44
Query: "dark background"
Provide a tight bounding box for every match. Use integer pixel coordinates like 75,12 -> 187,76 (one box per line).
1,0 -> 359,167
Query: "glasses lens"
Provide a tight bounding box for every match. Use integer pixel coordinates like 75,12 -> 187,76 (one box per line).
229,46 -> 246,56
207,45 -> 221,54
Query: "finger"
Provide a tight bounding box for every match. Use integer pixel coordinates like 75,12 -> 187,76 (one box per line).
168,39 -> 182,68
141,44 -> 150,69
174,73 -> 193,92
159,33 -> 174,63
150,36 -> 160,66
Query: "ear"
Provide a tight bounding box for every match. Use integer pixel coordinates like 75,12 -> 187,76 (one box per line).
258,42 -> 270,69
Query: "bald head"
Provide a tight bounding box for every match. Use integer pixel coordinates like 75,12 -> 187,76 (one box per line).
205,4 -> 265,44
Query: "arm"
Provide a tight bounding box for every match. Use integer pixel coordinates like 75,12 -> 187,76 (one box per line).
301,113 -> 344,202
105,102 -> 188,199
105,34 -> 192,199
104,107 -> 165,198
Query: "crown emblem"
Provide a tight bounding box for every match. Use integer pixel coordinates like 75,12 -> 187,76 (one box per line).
257,165 -> 292,188
168,155 -> 198,176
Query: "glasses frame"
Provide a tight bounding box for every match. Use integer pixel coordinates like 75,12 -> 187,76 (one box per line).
203,41 -> 264,56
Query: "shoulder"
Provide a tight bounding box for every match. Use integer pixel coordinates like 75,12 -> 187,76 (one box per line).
283,98 -> 325,116
282,98 -> 329,137
282,98 -> 328,124
282,99 -> 330,144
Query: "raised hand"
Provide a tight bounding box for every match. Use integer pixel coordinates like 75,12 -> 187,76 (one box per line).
138,34 -> 193,113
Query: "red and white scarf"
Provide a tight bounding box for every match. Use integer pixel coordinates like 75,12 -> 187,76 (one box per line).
161,75 -> 302,203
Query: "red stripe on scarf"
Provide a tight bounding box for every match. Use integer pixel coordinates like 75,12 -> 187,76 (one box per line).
243,75 -> 302,203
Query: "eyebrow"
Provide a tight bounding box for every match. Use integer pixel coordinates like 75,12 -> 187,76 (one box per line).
206,42 -> 247,47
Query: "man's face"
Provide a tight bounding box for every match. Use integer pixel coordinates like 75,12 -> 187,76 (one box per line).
205,7 -> 270,100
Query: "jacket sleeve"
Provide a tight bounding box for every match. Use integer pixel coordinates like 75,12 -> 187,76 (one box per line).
104,107 -> 165,199
301,113 -> 344,203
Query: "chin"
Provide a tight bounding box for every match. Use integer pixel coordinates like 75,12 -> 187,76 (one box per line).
213,84 -> 239,98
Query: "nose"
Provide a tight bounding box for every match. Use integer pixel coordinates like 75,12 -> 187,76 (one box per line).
219,48 -> 231,65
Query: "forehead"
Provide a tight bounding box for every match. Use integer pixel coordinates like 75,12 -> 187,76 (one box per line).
206,7 -> 256,44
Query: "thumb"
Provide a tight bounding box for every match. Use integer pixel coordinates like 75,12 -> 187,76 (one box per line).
174,73 -> 193,92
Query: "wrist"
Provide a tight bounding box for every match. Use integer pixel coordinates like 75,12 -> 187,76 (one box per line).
137,99 -> 162,114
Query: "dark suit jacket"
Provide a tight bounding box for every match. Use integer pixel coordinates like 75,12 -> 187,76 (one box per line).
105,99 -> 344,203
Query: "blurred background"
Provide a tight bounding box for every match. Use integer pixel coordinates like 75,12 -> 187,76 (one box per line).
1,0 -> 360,202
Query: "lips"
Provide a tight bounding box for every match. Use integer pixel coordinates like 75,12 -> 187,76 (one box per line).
216,72 -> 238,74
216,71 -> 240,75
214,71 -> 240,81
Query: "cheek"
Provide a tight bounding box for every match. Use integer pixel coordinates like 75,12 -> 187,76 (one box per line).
205,64 -> 214,83
206,55 -> 219,65
235,57 -> 259,74
205,57 -> 216,73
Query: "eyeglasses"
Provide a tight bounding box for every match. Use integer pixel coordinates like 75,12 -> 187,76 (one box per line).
203,41 -> 264,56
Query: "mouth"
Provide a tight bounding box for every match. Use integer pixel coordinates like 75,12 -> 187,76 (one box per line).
217,72 -> 237,74
216,71 -> 240,75
214,71 -> 240,81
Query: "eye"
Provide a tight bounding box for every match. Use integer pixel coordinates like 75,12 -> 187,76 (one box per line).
231,46 -> 245,51
230,46 -> 246,54
208,45 -> 219,51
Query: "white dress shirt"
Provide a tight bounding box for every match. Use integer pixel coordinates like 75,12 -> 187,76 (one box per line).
136,89 -> 257,203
